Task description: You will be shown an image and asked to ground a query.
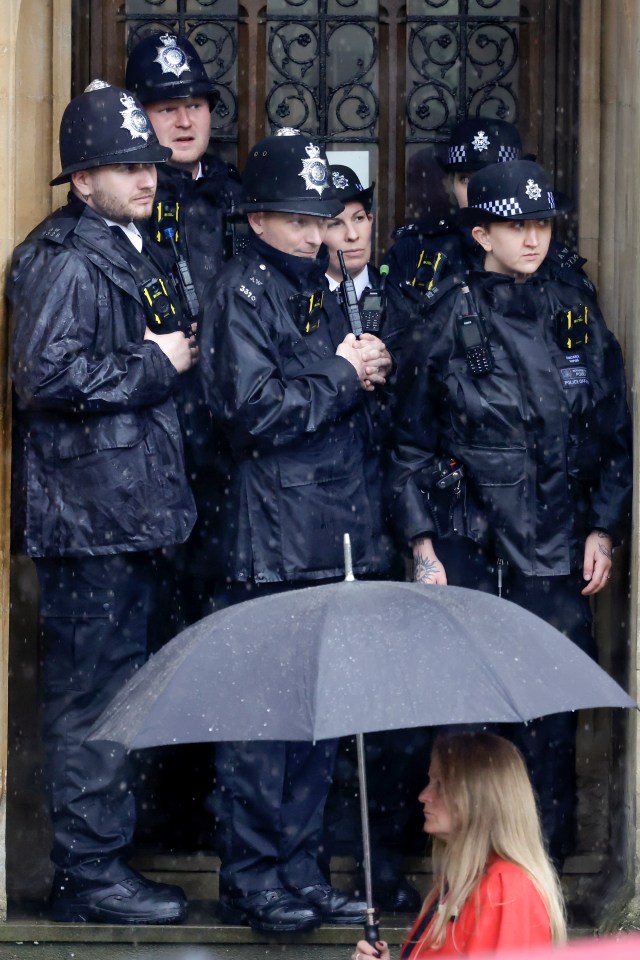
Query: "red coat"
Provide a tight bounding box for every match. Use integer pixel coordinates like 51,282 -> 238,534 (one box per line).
401,857 -> 552,957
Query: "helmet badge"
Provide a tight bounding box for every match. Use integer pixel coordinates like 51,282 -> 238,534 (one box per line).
299,142 -> 329,196
154,34 -> 190,78
119,92 -> 151,141
472,130 -> 490,152
525,178 -> 542,200
332,171 -> 349,190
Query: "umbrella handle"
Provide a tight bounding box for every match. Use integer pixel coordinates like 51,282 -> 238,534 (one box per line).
364,909 -> 381,954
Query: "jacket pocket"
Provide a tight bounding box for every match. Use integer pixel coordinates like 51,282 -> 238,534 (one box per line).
54,413 -> 144,460
276,443 -> 369,576
459,443 -> 526,487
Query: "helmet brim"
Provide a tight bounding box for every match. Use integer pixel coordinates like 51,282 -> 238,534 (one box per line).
237,198 -> 345,219
136,81 -> 220,111
458,193 -> 573,226
50,143 -> 172,186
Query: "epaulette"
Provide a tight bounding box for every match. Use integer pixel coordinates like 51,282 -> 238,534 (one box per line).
558,269 -> 596,295
392,215 -> 454,242
552,244 -> 587,273
234,264 -> 269,308
40,218 -> 77,245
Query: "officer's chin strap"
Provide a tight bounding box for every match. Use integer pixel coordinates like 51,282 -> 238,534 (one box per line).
496,556 -> 505,598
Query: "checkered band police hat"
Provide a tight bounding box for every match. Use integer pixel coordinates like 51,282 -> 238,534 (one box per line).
238,129 -> 344,218
329,165 -> 375,213
50,80 -> 171,186
441,118 -> 522,172
459,160 -> 571,225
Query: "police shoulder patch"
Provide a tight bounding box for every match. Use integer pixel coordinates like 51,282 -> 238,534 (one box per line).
235,266 -> 268,308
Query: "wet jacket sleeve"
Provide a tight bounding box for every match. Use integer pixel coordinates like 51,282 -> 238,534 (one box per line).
587,327 -> 633,542
202,285 -> 363,450
11,248 -> 178,412
388,321 -> 444,544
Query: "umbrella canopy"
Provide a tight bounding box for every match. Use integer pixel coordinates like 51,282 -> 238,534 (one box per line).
90,580 -> 636,749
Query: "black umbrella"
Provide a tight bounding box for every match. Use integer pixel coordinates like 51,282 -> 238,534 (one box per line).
90,539 -> 636,942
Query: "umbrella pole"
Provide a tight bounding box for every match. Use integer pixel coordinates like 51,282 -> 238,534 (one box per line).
356,731 -> 380,949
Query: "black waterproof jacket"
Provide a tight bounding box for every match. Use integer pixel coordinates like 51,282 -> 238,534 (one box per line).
390,267 -> 632,576
9,200 -> 196,558
199,238 -> 394,583
140,155 -> 245,476
145,154 -> 245,301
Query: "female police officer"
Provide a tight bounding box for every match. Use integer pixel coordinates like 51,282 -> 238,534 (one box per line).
390,159 -> 632,868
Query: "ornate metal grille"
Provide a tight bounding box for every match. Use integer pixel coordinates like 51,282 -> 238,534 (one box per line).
265,0 -> 379,142
124,0 -> 240,142
406,0 -> 527,144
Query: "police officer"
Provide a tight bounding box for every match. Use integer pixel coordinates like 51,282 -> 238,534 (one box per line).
390,160 -> 633,868
382,119 -> 591,360
8,81 -> 197,923
126,31 -> 244,299
383,118 -> 523,291
324,164 -> 378,291
126,32 -> 245,630
199,129 -> 394,932
322,165 -> 425,913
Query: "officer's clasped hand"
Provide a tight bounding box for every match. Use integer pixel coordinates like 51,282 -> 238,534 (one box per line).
354,333 -> 392,388
144,327 -> 199,374
336,333 -> 391,391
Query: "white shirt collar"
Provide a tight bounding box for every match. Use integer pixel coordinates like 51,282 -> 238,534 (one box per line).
103,218 -> 144,253
327,264 -> 371,298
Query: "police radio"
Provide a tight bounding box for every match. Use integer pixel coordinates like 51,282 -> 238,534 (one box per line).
154,200 -> 200,321
359,264 -> 388,335
337,250 -> 364,337
457,285 -> 494,376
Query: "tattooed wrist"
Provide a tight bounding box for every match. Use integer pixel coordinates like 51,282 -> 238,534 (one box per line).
414,552 -> 439,582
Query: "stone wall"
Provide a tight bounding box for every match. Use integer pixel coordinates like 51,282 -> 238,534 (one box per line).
0,0 -> 72,921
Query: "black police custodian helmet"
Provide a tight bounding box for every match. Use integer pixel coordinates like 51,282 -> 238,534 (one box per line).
126,32 -> 220,110
330,165 -> 375,214
440,118 -> 522,172
50,80 -> 172,186
459,160 -> 571,225
239,129 -> 344,219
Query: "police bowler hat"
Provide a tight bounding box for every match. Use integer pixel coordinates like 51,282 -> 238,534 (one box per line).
238,129 -> 344,219
50,81 -> 171,186
330,164 -> 375,213
459,160 -> 571,225
440,118 -> 522,172
126,33 -> 220,110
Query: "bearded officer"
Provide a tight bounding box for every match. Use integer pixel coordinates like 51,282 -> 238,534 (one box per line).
8,81 -> 197,924
199,129 -> 394,933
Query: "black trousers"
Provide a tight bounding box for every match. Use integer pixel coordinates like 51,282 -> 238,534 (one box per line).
436,536 -> 595,865
212,581 -> 339,897
35,553 -> 154,881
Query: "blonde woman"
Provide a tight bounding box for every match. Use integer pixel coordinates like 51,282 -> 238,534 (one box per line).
352,732 -> 566,958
